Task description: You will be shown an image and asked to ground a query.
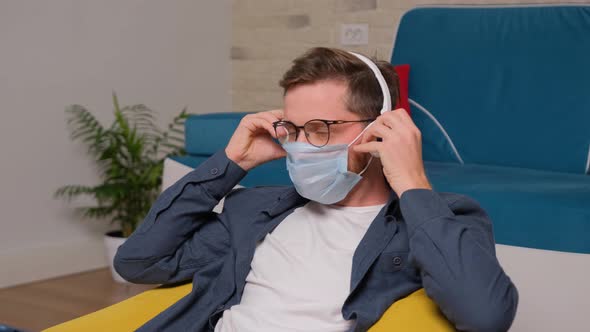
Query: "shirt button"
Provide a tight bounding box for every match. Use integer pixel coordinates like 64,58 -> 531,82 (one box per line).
210,168 -> 219,175
393,256 -> 403,266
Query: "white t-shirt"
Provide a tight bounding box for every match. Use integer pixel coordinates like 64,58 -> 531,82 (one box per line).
214,201 -> 385,332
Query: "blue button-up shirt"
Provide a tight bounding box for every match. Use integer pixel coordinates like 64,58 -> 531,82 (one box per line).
114,151 -> 518,332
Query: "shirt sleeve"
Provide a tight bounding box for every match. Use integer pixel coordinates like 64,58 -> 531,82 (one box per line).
113,150 -> 247,284
400,188 -> 519,332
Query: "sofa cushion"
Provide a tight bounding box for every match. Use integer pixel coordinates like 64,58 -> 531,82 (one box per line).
424,161 -> 590,254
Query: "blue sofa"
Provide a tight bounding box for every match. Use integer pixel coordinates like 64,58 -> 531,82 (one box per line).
168,5 -> 590,331
392,4 -> 590,256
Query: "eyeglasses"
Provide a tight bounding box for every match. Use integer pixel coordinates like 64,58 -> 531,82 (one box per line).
272,118 -> 374,147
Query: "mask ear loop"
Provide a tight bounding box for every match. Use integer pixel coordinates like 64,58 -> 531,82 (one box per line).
347,121 -> 374,148
347,120 -> 378,165
348,123 -> 375,176
358,155 -> 374,176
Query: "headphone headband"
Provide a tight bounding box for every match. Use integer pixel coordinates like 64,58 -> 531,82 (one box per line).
348,51 -> 392,114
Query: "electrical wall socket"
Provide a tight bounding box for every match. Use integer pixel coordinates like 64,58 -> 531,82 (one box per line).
340,24 -> 369,45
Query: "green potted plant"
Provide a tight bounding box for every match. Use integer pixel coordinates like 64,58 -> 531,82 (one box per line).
55,92 -> 188,282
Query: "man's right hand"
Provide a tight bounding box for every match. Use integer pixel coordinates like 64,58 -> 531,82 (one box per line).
225,110 -> 286,171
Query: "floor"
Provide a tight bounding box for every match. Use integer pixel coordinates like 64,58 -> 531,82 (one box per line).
0,268 -> 156,332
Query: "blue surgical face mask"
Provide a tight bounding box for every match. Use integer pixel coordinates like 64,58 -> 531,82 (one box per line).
282,126 -> 374,205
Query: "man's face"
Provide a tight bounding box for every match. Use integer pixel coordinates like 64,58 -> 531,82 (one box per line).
283,80 -> 371,173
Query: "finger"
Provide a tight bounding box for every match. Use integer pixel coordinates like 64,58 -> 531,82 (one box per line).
362,122 -> 394,142
391,108 -> 415,127
274,124 -> 290,141
357,124 -> 377,144
256,111 -> 288,137
260,120 -> 278,138
372,114 -> 396,130
273,147 -> 287,158
258,116 -> 289,142
255,111 -> 282,125
393,108 -> 407,115
380,111 -> 408,133
380,111 -> 422,144
243,116 -> 277,138
264,109 -> 284,120
353,141 -> 382,154
392,108 -> 421,137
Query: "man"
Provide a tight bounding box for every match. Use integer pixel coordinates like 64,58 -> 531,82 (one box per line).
114,47 -> 518,332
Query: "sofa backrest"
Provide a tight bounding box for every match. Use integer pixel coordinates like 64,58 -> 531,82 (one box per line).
391,5 -> 590,174
185,112 -> 245,156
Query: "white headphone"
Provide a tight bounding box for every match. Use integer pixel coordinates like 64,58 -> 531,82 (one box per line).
347,51 -> 393,158
347,51 -> 392,114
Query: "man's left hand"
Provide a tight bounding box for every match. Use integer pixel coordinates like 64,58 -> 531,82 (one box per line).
353,108 -> 432,197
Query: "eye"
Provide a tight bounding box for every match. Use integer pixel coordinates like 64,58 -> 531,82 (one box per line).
305,121 -> 328,133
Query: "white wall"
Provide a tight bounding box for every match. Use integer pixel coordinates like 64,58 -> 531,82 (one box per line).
0,0 -> 231,288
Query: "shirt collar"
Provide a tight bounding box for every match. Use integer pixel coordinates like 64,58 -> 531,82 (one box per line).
263,187 -> 400,218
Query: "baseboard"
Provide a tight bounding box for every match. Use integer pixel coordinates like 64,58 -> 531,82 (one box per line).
0,238 -> 108,288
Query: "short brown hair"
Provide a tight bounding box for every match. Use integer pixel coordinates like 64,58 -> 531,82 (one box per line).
279,47 -> 400,119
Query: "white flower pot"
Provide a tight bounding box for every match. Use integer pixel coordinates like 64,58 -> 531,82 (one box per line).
104,230 -> 128,283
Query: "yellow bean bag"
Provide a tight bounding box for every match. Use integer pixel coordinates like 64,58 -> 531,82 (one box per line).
43,284 -> 454,332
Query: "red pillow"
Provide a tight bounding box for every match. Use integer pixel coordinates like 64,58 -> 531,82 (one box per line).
393,64 -> 411,116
